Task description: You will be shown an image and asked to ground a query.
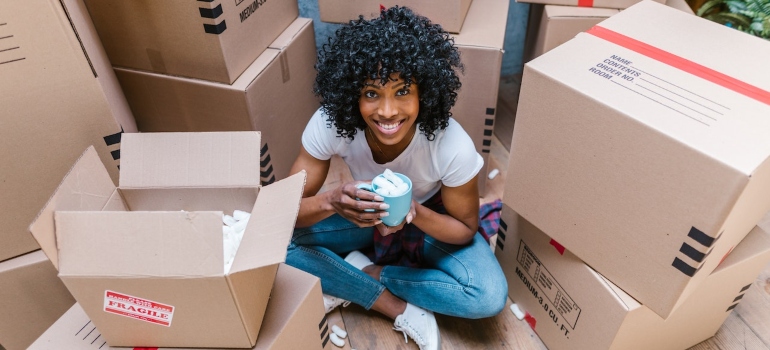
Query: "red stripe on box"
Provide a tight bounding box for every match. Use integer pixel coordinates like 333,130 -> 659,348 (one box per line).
586,26 -> 770,106
577,0 -> 594,7
133,348 -> 159,350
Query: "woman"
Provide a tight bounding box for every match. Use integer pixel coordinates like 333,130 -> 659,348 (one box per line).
286,7 -> 508,350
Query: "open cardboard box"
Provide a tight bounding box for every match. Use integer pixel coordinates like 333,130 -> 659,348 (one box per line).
495,205 -> 770,350
506,0 -> 770,318
29,264 -> 331,350
28,132 -> 306,348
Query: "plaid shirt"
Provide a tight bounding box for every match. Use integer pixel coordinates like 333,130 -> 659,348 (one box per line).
367,194 -> 501,268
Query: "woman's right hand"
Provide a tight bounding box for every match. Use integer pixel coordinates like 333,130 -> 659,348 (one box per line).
325,181 -> 390,227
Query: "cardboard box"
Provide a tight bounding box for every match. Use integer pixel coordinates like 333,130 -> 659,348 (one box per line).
0,0 -> 136,263
114,18 -> 318,186
451,0 -> 509,194
0,250 -> 76,350
523,5 -> 620,63
318,0 -> 472,33
523,1 -> 694,62
83,0 -> 298,84
495,205 -> 770,350
28,132 -> 306,348
515,0 -> 663,9
29,264 -> 330,350
506,0 -> 770,317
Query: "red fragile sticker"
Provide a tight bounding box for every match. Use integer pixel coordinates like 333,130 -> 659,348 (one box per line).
104,290 -> 175,327
549,239 -> 566,255
577,0 -> 594,7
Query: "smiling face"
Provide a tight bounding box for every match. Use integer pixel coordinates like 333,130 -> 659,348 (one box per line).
359,75 -> 420,152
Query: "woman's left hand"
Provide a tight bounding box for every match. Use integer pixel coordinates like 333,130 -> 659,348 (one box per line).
376,199 -> 417,236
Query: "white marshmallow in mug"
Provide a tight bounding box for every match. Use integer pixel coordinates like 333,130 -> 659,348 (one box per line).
374,187 -> 392,197
383,169 -> 406,187
394,182 -> 409,195
373,176 -> 399,193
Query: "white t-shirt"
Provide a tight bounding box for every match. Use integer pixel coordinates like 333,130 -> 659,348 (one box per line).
302,108 -> 483,203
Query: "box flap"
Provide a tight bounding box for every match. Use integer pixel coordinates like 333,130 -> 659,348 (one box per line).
230,171 -> 306,274
28,147 -> 118,271
452,0 -> 508,49
232,49 -> 281,91
119,132 -> 262,189
227,264 -> 279,346
545,4 -> 619,18
714,224 -> 770,272
268,18 -> 312,51
55,211 -> 223,277
254,264 -> 325,350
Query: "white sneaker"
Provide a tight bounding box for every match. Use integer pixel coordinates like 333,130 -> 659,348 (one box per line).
323,294 -> 350,314
344,250 -> 374,270
393,303 -> 441,350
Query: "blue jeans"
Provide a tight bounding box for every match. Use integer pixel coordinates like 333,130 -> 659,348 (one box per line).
285,214 -> 508,319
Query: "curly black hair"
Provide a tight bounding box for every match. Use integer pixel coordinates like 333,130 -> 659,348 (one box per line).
314,6 -> 463,141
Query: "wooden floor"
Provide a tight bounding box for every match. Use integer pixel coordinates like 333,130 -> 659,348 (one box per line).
319,77 -> 770,349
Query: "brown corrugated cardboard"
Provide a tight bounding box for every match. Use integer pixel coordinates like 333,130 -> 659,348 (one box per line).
318,0 -> 472,33
451,0 -> 509,194
114,18 -> 318,186
0,0 -> 136,263
523,5 -> 620,63
253,264 -> 330,350
523,1 -> 694,63
0,250 -> 75,350
515,0 -> 663,9
83,0 -> 298,84
506,0 -> 770,318
495,205 -> 770,350
28,132 -> 307,348
29,264 -> 329,350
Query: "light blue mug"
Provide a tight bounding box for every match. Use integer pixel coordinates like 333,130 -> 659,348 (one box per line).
356,172 -> 413,227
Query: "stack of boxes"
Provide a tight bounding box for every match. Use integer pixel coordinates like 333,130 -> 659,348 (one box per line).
317,0 -> 510,194
0,0 -> 137,348
86,0 -> 320,186
4,0 -> 331,348
495,1 -> 770,349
